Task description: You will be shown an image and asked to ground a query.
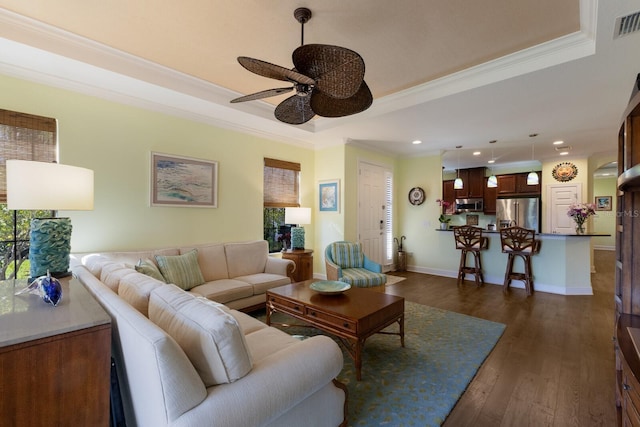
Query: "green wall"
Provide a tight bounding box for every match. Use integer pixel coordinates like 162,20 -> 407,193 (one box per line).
1,74 -> 315,253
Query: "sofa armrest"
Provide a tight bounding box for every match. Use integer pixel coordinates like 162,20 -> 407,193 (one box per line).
265,256 -> 295,278
363,255 -> 382,273
172,335 -> 345,427
325,258 -> 342,281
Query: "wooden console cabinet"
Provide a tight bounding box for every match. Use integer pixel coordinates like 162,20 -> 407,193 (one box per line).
615,82 -> 640,425
0,277 -> 111,426
282,249 -> 314,282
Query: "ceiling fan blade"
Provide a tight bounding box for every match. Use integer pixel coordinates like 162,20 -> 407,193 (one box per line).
237,57 -> 315,85
274,94 -> 316,125
230,87 -> 293,103
292,44 -> 365,99
310,81 -> 373,118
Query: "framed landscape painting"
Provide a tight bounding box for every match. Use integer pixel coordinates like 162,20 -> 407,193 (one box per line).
319,180 -> 340,212
594,195 -> 612,211
151,152 -> 218,207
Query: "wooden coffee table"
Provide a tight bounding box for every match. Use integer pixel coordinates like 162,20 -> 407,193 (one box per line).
266,280 -> 405,380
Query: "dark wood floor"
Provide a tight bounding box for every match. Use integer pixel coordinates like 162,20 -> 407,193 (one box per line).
384,250 -> 616,427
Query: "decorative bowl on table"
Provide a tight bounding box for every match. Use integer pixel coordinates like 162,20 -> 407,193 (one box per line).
310,280 -> 351,295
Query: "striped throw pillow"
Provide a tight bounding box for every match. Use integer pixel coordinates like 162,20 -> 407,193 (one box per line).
331,242 -> 364,269
155,249 -> 205,291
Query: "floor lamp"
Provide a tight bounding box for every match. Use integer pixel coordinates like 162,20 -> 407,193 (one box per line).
6,160 -> 94,281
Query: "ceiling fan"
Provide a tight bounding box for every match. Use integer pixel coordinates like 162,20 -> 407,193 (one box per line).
230,7 -> 373,125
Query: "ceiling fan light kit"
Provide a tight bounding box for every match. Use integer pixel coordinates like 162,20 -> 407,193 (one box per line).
230,7 -> 372,125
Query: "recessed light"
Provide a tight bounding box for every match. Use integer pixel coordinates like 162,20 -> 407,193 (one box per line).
553,140 -> 564,145
488,159 -> 495,164
412,140 -> 422,145
560,152 -> 569,156
473,151 -> 481,156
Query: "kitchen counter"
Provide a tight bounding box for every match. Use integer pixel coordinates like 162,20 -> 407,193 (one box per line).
427,230 -> 608,295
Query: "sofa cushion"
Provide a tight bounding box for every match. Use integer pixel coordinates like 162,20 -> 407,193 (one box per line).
135,258 -> 166,282
180,243 -> 229,281
149,284 -> 253,386
155,249 -> 205,291
235,273 -> 292,295
189,279 -> 253,304
224,241 -> 268,278
331,242 -> 364,268
100,262 -> 137,292
118,273 -> 165,316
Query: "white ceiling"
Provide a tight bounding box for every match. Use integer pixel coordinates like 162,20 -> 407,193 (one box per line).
0,0 -> 639,173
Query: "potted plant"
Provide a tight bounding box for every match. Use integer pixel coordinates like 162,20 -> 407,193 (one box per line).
436,199 -> 452,230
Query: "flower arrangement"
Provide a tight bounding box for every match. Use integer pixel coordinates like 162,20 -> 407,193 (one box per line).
567,202 -> 596,233
436,199 -> 452,224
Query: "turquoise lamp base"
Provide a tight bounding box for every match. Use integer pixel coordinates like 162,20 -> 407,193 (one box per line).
291,226 -> 305,250
28,217 -> 72,281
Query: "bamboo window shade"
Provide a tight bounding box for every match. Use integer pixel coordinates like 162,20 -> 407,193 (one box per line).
264,158 -> 300,208
0,109 -> 57,203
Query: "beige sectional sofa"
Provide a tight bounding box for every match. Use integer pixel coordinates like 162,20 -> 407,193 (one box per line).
70,240 -> 347,427
75,240 -> 296,312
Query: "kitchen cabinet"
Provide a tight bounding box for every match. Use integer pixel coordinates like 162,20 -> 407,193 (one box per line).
454,167 -> 485,199
442,179 -> 455,211
484,178 -> 497,214
497,172 -> 540,196
615,85 -> 640,425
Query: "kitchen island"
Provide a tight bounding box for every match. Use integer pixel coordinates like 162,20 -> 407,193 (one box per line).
425,230 -> 609,295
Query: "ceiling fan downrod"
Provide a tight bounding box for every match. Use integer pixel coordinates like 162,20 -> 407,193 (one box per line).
294,7 -> 312,46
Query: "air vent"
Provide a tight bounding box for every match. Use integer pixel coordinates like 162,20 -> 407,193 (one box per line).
555,145 -> 572,152
615,11 -> 640,39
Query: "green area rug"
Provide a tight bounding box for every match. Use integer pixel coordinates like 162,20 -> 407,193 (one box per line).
260,301 -> 505,426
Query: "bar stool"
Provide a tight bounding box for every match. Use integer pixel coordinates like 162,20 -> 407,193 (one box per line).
453,226 -> 488,287
500,226 -> 541,295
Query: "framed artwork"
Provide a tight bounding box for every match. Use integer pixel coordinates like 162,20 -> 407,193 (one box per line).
151,152 -> 218,208
594,195 -> 612,211
319,180 -> 340,212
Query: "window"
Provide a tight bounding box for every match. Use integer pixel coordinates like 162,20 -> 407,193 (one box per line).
263,158 -> 300,252
0,109 -> 57,279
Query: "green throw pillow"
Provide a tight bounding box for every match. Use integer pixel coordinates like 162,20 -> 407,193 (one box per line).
155,249 -> 205,291
331,242 -> 364,269
135,258 -> 166,283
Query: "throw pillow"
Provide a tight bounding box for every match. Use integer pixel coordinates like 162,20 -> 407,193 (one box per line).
331,242 -> 364,268
155,249 -> 205,290
135,258 -> 166,282
149,284 -> 253,386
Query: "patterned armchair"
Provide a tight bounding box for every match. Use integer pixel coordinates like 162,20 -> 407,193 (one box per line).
324,241 -> 386,292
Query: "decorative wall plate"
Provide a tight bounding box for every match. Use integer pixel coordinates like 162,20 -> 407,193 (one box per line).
552,162 -> 578,182
408,187 -> 425,205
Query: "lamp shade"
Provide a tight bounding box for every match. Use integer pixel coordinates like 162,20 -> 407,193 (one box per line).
453,177 -> 464,190
285,207 -> 311,225
6,160 -> 94,210
526,171 -> 539,186
487,175 -> 498,188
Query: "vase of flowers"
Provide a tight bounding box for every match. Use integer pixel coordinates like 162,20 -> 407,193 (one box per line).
567,202 -> 596,234
436,199 -> 452,230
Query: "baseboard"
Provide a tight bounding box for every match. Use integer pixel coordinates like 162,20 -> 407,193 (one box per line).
594,245 -> 615,251
405,266 -> 593,296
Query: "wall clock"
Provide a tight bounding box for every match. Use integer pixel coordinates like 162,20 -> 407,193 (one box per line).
552,162 -> 578,182
408,187 -> 425,205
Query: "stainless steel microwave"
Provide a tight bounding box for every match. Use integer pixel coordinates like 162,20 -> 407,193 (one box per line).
455,198 -> 484,212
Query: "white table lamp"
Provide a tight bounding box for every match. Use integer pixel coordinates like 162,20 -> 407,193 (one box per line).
6,160 -> 94,280
285,207 -> 311,250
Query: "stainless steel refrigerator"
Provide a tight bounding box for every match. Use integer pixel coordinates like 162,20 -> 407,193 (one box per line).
496,197 -> 540,232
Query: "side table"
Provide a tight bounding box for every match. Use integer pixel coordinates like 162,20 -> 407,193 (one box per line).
282,249 -> 314,282
0,276 -> 112,426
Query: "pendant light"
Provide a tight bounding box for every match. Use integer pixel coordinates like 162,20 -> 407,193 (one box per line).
527,139 -> 539,185
487,144 -> 497,188
453,146 -> 463,190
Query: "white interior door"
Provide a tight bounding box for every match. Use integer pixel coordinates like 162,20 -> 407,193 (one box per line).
546,183 -> 582,234
358,161 -> 387,265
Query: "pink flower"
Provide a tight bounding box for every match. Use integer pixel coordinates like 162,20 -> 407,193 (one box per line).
567,203 -> 596,225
